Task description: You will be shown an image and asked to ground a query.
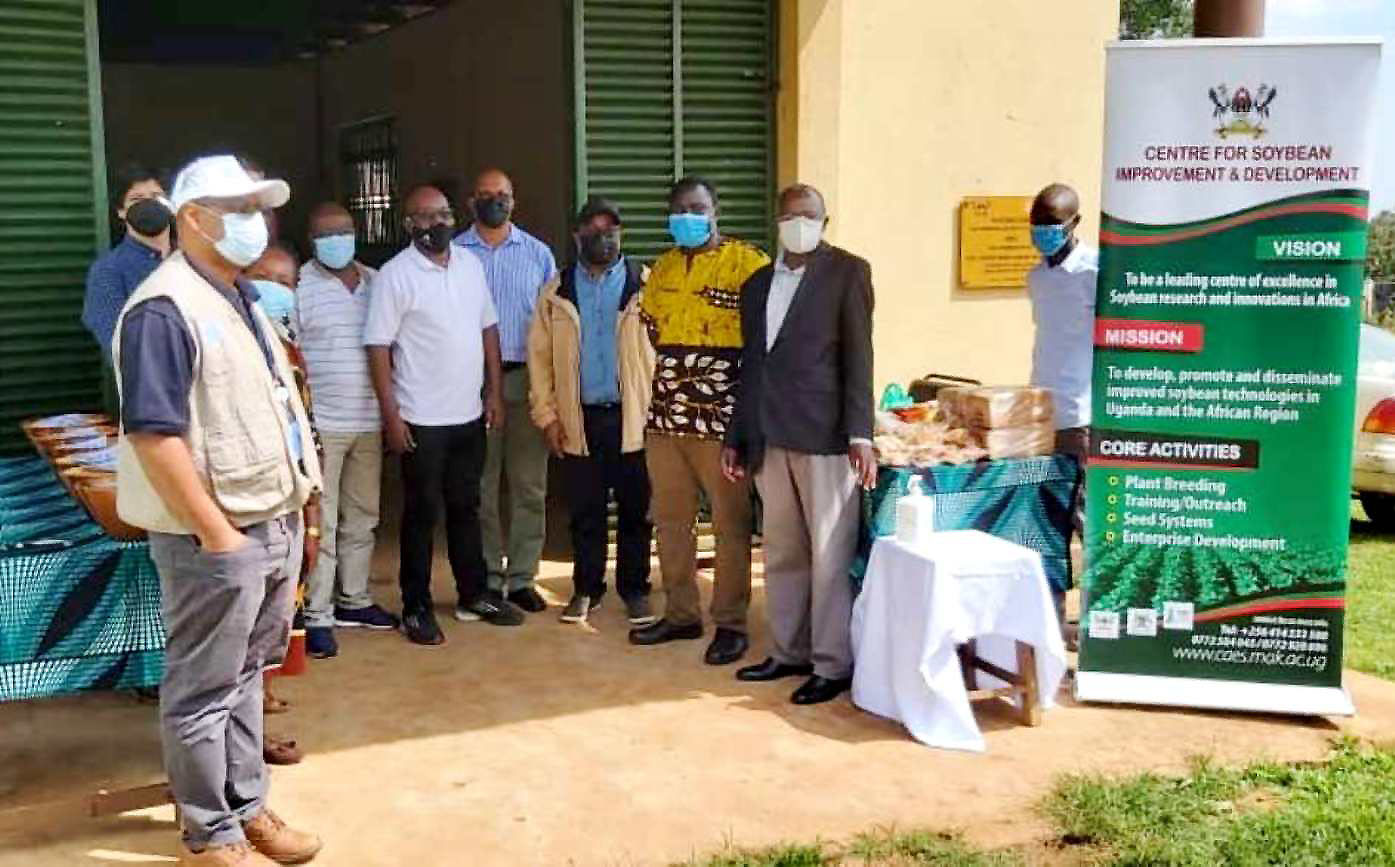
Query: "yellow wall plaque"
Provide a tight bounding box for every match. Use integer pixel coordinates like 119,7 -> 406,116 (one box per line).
959,196 -> 1039,290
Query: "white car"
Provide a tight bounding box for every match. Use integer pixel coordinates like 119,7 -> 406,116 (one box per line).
1354,323 -> 1395,528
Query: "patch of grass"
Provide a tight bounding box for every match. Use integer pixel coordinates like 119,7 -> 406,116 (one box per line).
679,829 -> 1017,866
685,742 -> 1395,865
1042,739 -> 1395,865
846,827 -> 1021,866
1345,503 -> 1395,680
679,842 -> 833,867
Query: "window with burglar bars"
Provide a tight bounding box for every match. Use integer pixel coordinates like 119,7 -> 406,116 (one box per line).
340,117 -> 400,265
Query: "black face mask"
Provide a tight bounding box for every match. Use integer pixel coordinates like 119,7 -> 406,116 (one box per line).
125,198 -> 173,238
578,232 -> 620,266
412,223 -> 454,254
474,196 -> 511,229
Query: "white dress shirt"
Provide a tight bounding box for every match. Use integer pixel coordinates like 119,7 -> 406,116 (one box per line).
1027,243 -> 1098,430
768,251 -> 871,447
766,254 -> 805,351
363,244 -> 499,426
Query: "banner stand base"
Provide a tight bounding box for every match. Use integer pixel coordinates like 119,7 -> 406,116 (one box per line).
1076,672 -> 1355,717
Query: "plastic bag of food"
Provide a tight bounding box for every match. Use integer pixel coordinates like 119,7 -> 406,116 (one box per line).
878,383 -> 912,411
973,421 -> 1056,459
873,434 -> 911,466
957,386 -> 1054,429
936,386 -> 970,426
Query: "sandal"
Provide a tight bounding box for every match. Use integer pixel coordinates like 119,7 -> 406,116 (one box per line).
263,734 -> 304,765
264,693 -> 291,715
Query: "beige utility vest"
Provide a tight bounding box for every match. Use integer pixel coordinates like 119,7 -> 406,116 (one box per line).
112,252 -> 322,534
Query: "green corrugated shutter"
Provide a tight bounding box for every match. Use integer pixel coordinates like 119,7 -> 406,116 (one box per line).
680,0 -> 772,250
0,0 -> 106,455
575,0 -> 773,263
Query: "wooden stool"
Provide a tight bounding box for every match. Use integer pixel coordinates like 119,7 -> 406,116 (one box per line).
956,639 -> 1042,726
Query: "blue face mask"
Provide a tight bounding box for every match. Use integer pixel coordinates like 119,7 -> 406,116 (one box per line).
251,279 -> 296,324
313,233 -> 356,270
668,213 -> 712,249
1030,223 -> 1071,257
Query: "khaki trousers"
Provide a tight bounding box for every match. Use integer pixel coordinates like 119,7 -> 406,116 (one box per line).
306,430 -> 382,627
755,447 -> 859,679
481,366 -> 550,592
646,434 -> 752,631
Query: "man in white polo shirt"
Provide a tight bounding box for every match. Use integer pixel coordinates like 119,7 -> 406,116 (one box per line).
294,201 -> 398,659
365,185 -> 518,646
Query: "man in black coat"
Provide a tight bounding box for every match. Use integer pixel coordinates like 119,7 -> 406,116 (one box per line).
721,183 -> 876,705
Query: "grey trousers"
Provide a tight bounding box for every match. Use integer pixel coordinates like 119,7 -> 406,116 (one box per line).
149,515 -> 300,849
307,431 -> 382,626
754,448 -> 859,679
480,366 -> 550,592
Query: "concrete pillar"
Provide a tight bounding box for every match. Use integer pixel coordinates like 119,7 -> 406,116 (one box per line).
1194,0 -> 1265,37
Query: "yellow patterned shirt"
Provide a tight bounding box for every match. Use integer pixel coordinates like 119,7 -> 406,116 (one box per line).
641,239 -> 770,440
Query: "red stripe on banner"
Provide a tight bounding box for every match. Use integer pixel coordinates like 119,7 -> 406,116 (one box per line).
1102,202 -> 1369,246
1196,597 -> 1346,623
1095,319 -> 1204,352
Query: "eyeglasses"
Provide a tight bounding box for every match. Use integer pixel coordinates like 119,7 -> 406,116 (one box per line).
193,199 -> 264,217
407,209 -> 455,223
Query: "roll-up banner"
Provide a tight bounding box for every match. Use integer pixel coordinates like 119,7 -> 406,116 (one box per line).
1078,39 -> 1381,715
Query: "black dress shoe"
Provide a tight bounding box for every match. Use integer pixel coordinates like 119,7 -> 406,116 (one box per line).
736,657 -> 815,682
401,609 -> 445,646
507,587 -> 548,613
629,618 -> 704,645
704,628 -> 749,666
791,675 -> 852,705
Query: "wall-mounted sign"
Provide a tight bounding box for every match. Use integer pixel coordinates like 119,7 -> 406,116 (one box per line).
959,196 -> 1039,290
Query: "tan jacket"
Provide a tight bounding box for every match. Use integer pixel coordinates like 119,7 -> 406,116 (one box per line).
113,253 -> 322,534
527,260 -> 654,455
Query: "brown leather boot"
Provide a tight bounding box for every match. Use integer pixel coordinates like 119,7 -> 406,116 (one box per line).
179,841 -> 277,866
242,810 -> 322,864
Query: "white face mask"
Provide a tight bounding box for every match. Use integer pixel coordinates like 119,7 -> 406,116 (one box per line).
192,208 -> 269,268
778,216 -> 824,255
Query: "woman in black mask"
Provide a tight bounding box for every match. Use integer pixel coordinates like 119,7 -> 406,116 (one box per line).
82,163 -> 174,358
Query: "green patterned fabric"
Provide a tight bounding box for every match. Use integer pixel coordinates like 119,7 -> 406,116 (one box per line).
0,457 -> 164,701
854,455 -> 1080,593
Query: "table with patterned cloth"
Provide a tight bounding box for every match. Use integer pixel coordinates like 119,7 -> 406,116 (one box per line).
853,455 -> 1081,595
0,457 -> 164,702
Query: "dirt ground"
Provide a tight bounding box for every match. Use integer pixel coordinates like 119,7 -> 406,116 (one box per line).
4,550 -> 1395,867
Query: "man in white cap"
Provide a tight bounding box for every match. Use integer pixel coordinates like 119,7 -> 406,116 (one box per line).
113,155 -> 324,866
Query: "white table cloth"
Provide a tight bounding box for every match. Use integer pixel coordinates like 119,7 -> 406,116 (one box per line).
850,530 -> 1068,752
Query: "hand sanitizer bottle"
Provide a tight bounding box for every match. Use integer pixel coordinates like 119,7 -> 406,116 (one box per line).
895,475 -> 935,547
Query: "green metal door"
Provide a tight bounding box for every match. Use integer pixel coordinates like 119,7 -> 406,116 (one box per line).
0,0 -> 107,455
573,0 -> 774,263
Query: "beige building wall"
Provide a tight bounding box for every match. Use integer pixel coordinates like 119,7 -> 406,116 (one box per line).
782,0 -> 1118,393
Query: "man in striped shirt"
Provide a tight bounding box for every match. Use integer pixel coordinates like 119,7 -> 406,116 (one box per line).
293,202 -> 398,657
455,169 -> 558,614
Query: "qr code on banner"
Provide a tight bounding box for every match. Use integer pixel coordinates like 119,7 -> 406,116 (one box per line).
1089,610 -> 1120,640
1163,601 -> 1195,631
1127,608 -> 1159,637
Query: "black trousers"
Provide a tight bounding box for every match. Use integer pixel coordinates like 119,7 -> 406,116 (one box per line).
562,405 -> 652,600
399,420 -> 488,614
